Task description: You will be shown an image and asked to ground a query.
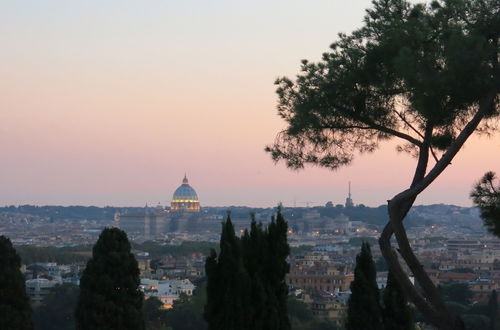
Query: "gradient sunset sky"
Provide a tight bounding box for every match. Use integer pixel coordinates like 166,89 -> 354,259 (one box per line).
1,0 -> 499,207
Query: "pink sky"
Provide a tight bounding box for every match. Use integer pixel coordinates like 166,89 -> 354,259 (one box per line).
1,0 -> 498,207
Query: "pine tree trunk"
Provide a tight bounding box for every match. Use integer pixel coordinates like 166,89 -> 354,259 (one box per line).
379,198 -> 466,330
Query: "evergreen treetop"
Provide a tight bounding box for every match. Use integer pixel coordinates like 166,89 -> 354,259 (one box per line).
347,242 -> 383,330
75,228 -> 144,330
0,235 -> 33,330
383,270 -> 414,330
205,209 -> 290,330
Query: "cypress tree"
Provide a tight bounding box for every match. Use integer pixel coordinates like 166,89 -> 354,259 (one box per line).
0,235 -> 33,330
205,216 -> 252,330
265,209 -> 291,330
205,209 -> 290,330
242,218 -> 267,329
346,242 -> 383,330
382,270 -> 414,330
75,228 -> 144,330
488,290 -> 497,330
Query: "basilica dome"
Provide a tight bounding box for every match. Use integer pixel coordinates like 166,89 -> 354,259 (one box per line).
171,175 -> 200,212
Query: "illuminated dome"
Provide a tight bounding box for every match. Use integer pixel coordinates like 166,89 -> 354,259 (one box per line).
171,175 -> 200,212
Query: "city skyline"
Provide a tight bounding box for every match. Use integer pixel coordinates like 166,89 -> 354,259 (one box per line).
1,0 -> 499,208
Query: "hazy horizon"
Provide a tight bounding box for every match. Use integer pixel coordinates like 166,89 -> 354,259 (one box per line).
2,0 -> 499,208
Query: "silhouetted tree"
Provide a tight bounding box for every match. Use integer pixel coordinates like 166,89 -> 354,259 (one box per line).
383,270 -> 414,330
0,236 -> 33,330
471,172 -> 500,236
266,0 -> 499,327
488,290 -> 498,330
164,286 -> 208,330
347,242 -> 383,330
266,211 -> 291,329
438,282 -> 473,306
205,210 -> 290,330
75,228 -> 144,330
205,216 -> 251,330
143,296 -> 168,330
33,283 -> 79,330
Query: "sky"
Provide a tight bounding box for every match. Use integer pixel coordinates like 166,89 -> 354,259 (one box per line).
1,0 -> 499,208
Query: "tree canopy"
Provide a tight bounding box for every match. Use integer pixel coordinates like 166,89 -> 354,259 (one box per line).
33,283 -> 79,330
383,270 -> 415,330
205,210 -> 290,330
267,0 -> 499,328
471,171 -> 500,236
347,242 -> 383,330
0,236 -> 33,330
75,228 -> 144,330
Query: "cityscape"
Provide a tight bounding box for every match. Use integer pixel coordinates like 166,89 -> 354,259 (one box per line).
1,0 -> 499,330
1,173 -> 498,329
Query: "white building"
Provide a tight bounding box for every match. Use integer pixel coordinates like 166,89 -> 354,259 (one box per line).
140,278 -> 195,309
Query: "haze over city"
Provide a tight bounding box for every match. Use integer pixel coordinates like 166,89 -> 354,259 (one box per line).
1,0 -> 499,207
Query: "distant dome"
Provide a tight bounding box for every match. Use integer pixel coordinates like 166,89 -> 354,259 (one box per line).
171,175 -> 200,212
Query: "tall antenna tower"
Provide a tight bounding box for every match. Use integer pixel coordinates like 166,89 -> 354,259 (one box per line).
345,181 -> 354,207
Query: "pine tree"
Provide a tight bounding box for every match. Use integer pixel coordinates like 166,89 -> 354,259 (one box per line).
488,290 -> 497,330
75,228 -> 144,330
383,270 -> 414,330
346,242 -> 383,330
0,236 -> 33,330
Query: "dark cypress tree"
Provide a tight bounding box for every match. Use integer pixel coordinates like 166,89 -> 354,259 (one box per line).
205,210 -> 290,330
488,290 -> 497,330
241,218 -> 267,329
264,209 -> 291,330
205,216 -> 252,330
75,228 -> 144,330
33,283 -> 79,330
382,270 -> 414,330
204,248 -> 220,329
0,236 -> 33,330
346,242 -> 383,330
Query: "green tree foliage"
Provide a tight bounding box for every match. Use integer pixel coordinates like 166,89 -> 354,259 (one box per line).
463,302 -> 488,316
439,282 -> 473,306
0,236 -> 33,330
287,298 -> 314,325
75,228 -> 144,330
347,242 -> 383,330
132,241 -> 218,259
462,314 -> 490,330
164,289 -> 207,330
205,210 -> 290,330
205,217 -> 251,330
143,296 -> 165,330
0,205 -> 142,221
382,270 -> 414,330
15,245 -> 91,265
375,256 -> 388,272
33,283 -> 79,330
488,290 -> 497,330
266,0 -> 499,327
471,171 -> 500,237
